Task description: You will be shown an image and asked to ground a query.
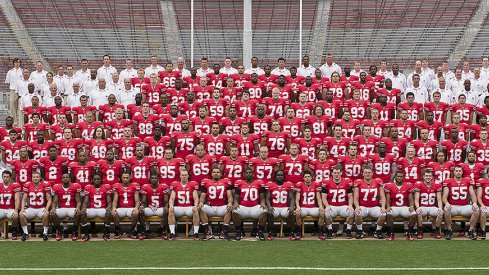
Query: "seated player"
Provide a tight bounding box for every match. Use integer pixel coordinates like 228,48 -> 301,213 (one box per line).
414,169 -> 444,239
0,171 -> 21,240
168,169 -> 200,241
476,177 -> 489,240
442,165 -> 479,240
19,171 -> 52,241
232,168 -> 267,241
50,173 -> 82,241
112,172 -> 142,239
264,170 -> 295,240
80,174 -> 113,241
294,171 -> 324,240
140,173 -> 169,240
353,165 -> 385,239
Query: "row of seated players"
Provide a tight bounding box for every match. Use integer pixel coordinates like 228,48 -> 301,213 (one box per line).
0,158 -> 485,242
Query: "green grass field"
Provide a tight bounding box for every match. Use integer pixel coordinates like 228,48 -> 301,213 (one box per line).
1,239 -> 489,274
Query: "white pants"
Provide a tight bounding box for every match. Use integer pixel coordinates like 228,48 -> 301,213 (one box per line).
272,207 -> 290,218
299,207 -> 319,218
233,205 -> 266,219
0,209 -> 16,219
448,205 -> 476,216
55,208 -> 76,218
325,205 -> 354,218
202,205 -> 228,217
418,207 -> 443,217
144,207 -> 164,217
387,207 -> 415,219
174,206 -> 194,217
356,206 -> 385,219
9,90 -> 18,126
86,209 -> 107,219
23,208 -> 46,219
115,208 -> 135,218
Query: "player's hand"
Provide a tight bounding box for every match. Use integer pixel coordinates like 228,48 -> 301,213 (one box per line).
347,206 -> 354,213
444,204 -> 451,211
192,206 -> 198,213
198,202 -> 204,209
11,210 -> 18,218
162,207 -> 168,214
386,207 -> 392,213
355,207 -> 363,214
416,207 -> 423,215
232,204 -> 239,211
319,207 -> 325,215
49,209 -> 56,216
150,204 -> 157,211
268,206 -> 275,213
295,207 -> 301,216
437,208 -> 444,215
227,203 -> 233,211
169,206 -> 175,213
324,206 -> 331,213
80,208 -> 87,215
380,207 -> 386,214
408,206 -> 415,213
472,203 -> 479,211
481,205 -> 488,212
74,208 -> 81,215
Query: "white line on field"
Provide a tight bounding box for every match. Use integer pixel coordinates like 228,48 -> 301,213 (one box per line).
2,267 -> 489,271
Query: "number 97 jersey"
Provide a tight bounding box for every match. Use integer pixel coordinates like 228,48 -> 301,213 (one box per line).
84,184 -> 113,209
201,178 -> 232,206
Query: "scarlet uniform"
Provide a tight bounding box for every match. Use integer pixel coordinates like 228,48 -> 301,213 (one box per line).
190,117 -> 215,135
219,156 -> 248,183
132,113 -> 160,140
10,159 -> 39,185
290,102 -> 314,119
220,87 -> 242,102
451,103 -> 475,125
390,120 -> 416,141
192,85 -> 214,101
309,158 -> 336,182
46,106 -> 71,124
383,182 -> 414,207
414,181 -> 443,207
278,117 -> 302,140
470,139 -> 489,166
322,178 -> 353,206
412,140 -> 438,164
96,159 -> 125,186
376,87 -> 401,104
205,98 -> 228,120
280,154 -> 309,182
351,81 -> 376,101
248,157 -> 280,181
140,183 -> 169,208
0,127 -> 21,141
269,84 -> 294,100
24,123 -> 49,142
161,114 -> 187,135
171,181 -> 199,207
443,123 -> 470,141
262,97 -> 288,119
0,140 -> 28,162
0,182 -> 21,209
55,138 -> 85,161
344,100 -> 370,121
440,139 -> 468,164
98,104 -> 124,122
50,123 -> 75,140
427,161 -> 455,185
338,155 -> 368,180
266,181 -> 294,208
68,161 -> 96,188
186,154 -> 215,184
52,183 -> 82,208
231,134 -> 260,157
201,134 -> 229,160
416,121 -> 443,141
324,81 -> 348,101
234,180 -> 264,207
179,101 -> 203,119
125,156 -> 156,186
105,119 -> 133,139
297,84 -> 321,102
318,100 -> 342,121
158,71 -> 182,88
443,177 -> 473,205
167,88 -> 189,104
370,103 -> 396,121
38,156 -> 69,185
461,163 -> 485,183
87,139 -> 112,161
366,74 -> 385,88
354,178 -> 383,207
305,116 -> 329,140
144,136 -> 172,159
71,106 -> 97,122
296,181 -> 322,208
113,137 -> 141,160
201,178 -> 232,206
206,73 -> 225,88
84,184 -> 113,208
233,99 -> 258,118
354,135 -> 380,157
247,115 -> 272,135
263,131 -> 290,158
476,179 -> 489,206
398,102 -> 423,121
362,119 -> 388,138
131,77 -> 149,93
295,137 -> 323,161
285,75 -> 305,90
258,74 -> 278,89
141,84 -> 165,107
423,102 -> 449,123
173,131 -> 200,159
323,137 -> 349,161
469,124 -> 489,139
368,153 -> 396,183
113,182 -> 140,207
156,157 -> 185,185
333,118 -> 360,139
76,121 -> 103,140
23,106 -> 46,124
381,137 -> 409,160
396,157 -> 425,184
126,104 -> 143,118
220,117 -> 246,135
242,81 -> 266,102
23,181 -> 51,208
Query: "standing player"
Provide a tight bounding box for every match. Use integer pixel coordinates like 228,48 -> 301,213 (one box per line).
262,120 -> 290,158
279,143 -> 309,183
338,144 -> 368,181
38,145 -> 69,186
132,102 -> 160,140
185,144 -> 216,184
68,150 -> 96,189
125,145 -> 157,186
248,146 -> 280,182
95,150 -> 125,186
231,123 -> 260,158
219,145 -> 248,184
173,119 -> 200,159
156,147 -> 185,186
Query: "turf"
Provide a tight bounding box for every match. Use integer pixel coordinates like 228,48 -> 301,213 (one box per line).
2,239 -> 489,274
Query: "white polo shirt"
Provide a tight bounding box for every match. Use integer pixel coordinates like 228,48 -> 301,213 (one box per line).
405,85 -> 429,103
407,72 -> 431,90
244,67 -> 265,76
390,73 -> 407,93
16,78 -> 33,97
297,65 -> 316,77
5,67 -> 23,90
319,63 -> 341,78
66,92 -> 86,107
97,65 -> 118,83
432,88 -> 454,104
219,67 -> 238,75
271,67 -> 290,76
62,75 -> 81,96
145,65 -> 163,77
75,69 -> 91,83
450,78 -> 465,96
29,70 -> 48,92
175,68 -> 191,78
119,68 -> 138,83
118,88 -> 139,107
197,67 -> 212,77
471,77 -> 488,96
89,88 -> 111,107
462,70 -> 474,81
480,66 -> 489,81
42,94 -> 63,107
421,67 -> 435,81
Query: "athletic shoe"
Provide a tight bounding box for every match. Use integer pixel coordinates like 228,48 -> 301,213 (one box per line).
202,232 -> 213,241
193,233 -> 200,241
71,233 -> 78,241
114,229 -> 122,240
81,234 -> 90,242
295,233 -> 301,241
481,231 -> 487,240
219,231 -> 225,239
326,229 -> 333,239
42,234 -> 49,241
289,233 -> 295,241
458,230 -> 465,237
222,231 -> 230,240
63,229 -> 69,238
434,232 -> 442,239
168,233 -> 176,241
235,231 -> 242,241
355,230 -> 366,239
468,230 -> 477,240
103,233 -> 110,241
56,231 -> 62,241
267,232 -> 274,241
387,233 -> 395,241
345,229 -> 353,239
374,230 -> 383,239
318,231 -> 325,240
257,231 -> 265,241
161,232 -> 168,240
446,229 -> 453,240
130,230 -> 138,239
406,232 -> 414,241
417,229 -> 424,239
11,229 -> 17,240
21,233 -> 29,241
139,231 -> 148,240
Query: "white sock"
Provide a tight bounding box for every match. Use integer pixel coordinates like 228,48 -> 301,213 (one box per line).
194,225 -> 200,234
63,222 -> 68,230
145,222 -> 150,231
169,224 -> 176,234
376,225 -> 382,231
404,221 -> 408,230
346,224 -> 352,230
43,227 -> 49,234
357,224 -> 363,231
22,226 -> 28,234
327,225 -> 332,230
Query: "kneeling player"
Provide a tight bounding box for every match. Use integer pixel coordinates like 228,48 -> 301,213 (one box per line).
80,174 -> 113,241
233,168 -> 267,240
0,171 -> 21,239
414,169 -> 443,239
140,174 -> 169,240
321,166 -> 354,239
443,165 -> 479,240
168,169 -> 200,240
50,173 -> 82,241
294,171 -> 324,240
112,172 -> 142,239
265,170 -> 295,240
353,165 -> 385,239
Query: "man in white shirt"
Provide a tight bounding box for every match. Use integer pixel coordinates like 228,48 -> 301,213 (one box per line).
197,57 -> 212,77
462,60 -> 474,81
407,61 -> 431,90
175,57 -> 191,78
431,77 -> 454,104
297,55 -> 316,77
442,61 -> 455,81
66,82 -> 85,107
53,65 -> 66,95
5,58 -> 23,123
271,57 -> 290,76
75,59 -> 91,83
19,83 -> 37,111
89,78 -> 110,107
16,69 -> 34,98
145,56 -> 163,77
477,83 -> 489,107
29,61 -> 48,94
219,57 -> 238,75
62,65 -> 81,97
96,54 -> 117,83
42,84 -> 60,107
377,60 -> 392,79
83,71 -> 98,95
405,74 -> 429,103
119,59 -> 138,84
319,53 -> 341,78
245,56 -> 265,76
421,58 -> 435,81
430,67 -> 452,92
390,64 -> 407,93
450,68 -> 465,96
107,73 -> 123,96
480,57 -> 489,81
456,79 -> 478,105
351,61 -> 365,77
118,78 -> 138,107
471,67 -> 487,96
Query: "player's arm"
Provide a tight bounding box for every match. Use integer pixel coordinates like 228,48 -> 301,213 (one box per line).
233,188 -> 240,209
13,190 -> 20,216
294,190 -> 301,213
469,185 -> 478,210
134,190 -> 141,212
112,191 -> 119,211
168,190 -> 176,211
259,188 -> 267,209
192,190 -> 199,209
140,192 -> 148,207
414,191 -> 420,209
51,193 -> 59,212
20,191 -> 27,213
380,187 -> 387,212
477,187 -> 485,209
353,187 -> 360,210
408,192 -> 414,211
45,191 -> 53,214
226,187 -> 234,210
75,192 -> 82,211
199,186 -> 207,206
316,190 -> 324,211
442,186 -> 450,208
82,195 -> 89,211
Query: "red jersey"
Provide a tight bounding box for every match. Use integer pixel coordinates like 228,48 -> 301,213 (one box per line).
318,100 -> 342,121
173,131 -> 200,159
423,102 -> 449,123
125,156 -> 156,186
295,137 -> 323,161
95,159 -> 125,186
416,121 -> 443,141
171,181 -> 199,207
296,181 -> 321,208
68,161 -> 96,188
333,118 -> 360,139
71,106 -> 97,122
52,183 -> 82,208
469,124 -> 489,139
324,137 -> 350,160
201,134 -> 229,160
247,115 -> 272,135
10,159 -> 39,185
132,113 -> 160,140
141,183 -> 169,208
220,87 -> 242,102
412,140 -> 438,164
76,121 -> 103,140
98,104 -> 124,122
87,139 -> 112,161
113,137 -> 141,160
309,159 -> 336,182
297,84 -> 321,102
476,179 -> 489,206
305,115 -> 329,140
427,161 -> 455,185
220,117 -> 246,135
263,131 -> 290,158
186,154 -> 215,184
24,123 -> 49,143
141,84 -> 165,106
344,100 -> 370,121
443,123 -> 470,141
233,99 -> 258,118
354,135 -> 380,157
290,102 -> 314,119
470,139 -> 489,165
55,138 -> 85,161
126,104 -> 143,118
242,81 -> 266,102
167,88 -> 190,104
414,181 -> 442,207
377,88 -> 401,104
190,116 -> 215,135
396,157 -> 425,184
324,81 -> 348,101
338,155 -> 368,180
248,157 -> 280,181
158,70 -> 182,88
201,178 -> 232,206
351,81 -> 376,101
398,102 -> 423,121
23,106 -> 46,124
265,181 -> 294,208
0,182 -> 21,209
28,140 -> 54,160
156,157 -> 185,185
451,103 -> 475,124
443,177 -> 473,205
179,101 -> 203,118
279,154 -> 309,183
161,114 -> 188,135
231,134 -> 260,157
235,180 -> 264,207
390,120 -> 416,141
46,106 -> 71,124
23,181 -> 51,208
461,162 -> 485,183
113,182 -> 140,208
105,119 -> 133,139
220,156 -> 248,183
381,137 -> 409,160
38,156 -> 69,185
368,153 -> 396,183
84,184 -> 113,208
50,123 -> 75,140
362,119 -> 388,138
322,179 -> 353,206
440,139 -> 468,164
354,178 -> 383,207
205,98 -> 228,120
383,182 -> 414,207
192,85 -> 214,101
262,97 -> 289,119
269,83 -> 295,100
370,103 -> 396,121
278,117 -> 302,140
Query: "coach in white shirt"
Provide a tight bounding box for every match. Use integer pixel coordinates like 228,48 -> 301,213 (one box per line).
407,61 -> 431,90
219,57 -> 238,75
97,55 -> 117,84
456,80 -> 478,105
351,62 -> 365,77
481,57 -> 489,81
244,57 -> 265,76
377,60 -> 392,79
145,56 -> 163,77
432,78 -> 454,104
319,53 -> 341,78
63,65 -> 81,96
297,55 -> 316,77
29,61 -> 48,94
421,58 -> 435,81
19,83 -> 37,110
442,62 -> 455,82
119,59 -> 138,84
107,73 -> 124,97
118,78 -> 138,107
390,64 -> 407,93
89,79 -> 111,107
53,66 -> 66,95
197,57 -> 212,77
75,59 -> 91,83
271,57 -> 291,76
462,61 -> 474,81
42,84 -> 61,107
66,82 -> 85,107
175,57 -> 191,78
16,69 -> 34,98
5,58 -> 23,122
471,67 -> 488,96
430,67 -> 452,92
450,69 -> 465,97
84,71 -> 98,95
405,74 -> 429,103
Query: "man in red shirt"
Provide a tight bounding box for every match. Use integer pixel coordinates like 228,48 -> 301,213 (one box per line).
338,144 -> 368,181
262,121 -> 290,158
414,169 -> 444,239
11,147 -> 38,186
140,174 -> 169,240
39,145 -> 69,186
173,119 -> 200,159
132,102 -> 160,140
156,147 -> 185,186
279,143 -> 309,183
0,171 -> 21,240
50,173 -> 82,241
186,144 -> 216,185
112,171 -> 142,239
294,171 -> 324,240
125,145 -> 157,186
248,146 -> 280,182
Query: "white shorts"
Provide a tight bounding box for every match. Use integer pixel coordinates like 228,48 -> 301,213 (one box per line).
173,206 -> 194,217
55,208 -> 76,218
325,205 -> 354,218
299,207 -> 319,218
387,207 -> 415,219
202,205 -> 228,217
233,205 -> 266,219
356,206 -> 385,219
144,207 -> 164,217
418,207 -> 442,217
23,208 -> 46,219
448,205 -> 476,216
86,208 -> 107,219
272,207 -> 290,218
115,208 -> 135,218
0,209 -> 16,219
